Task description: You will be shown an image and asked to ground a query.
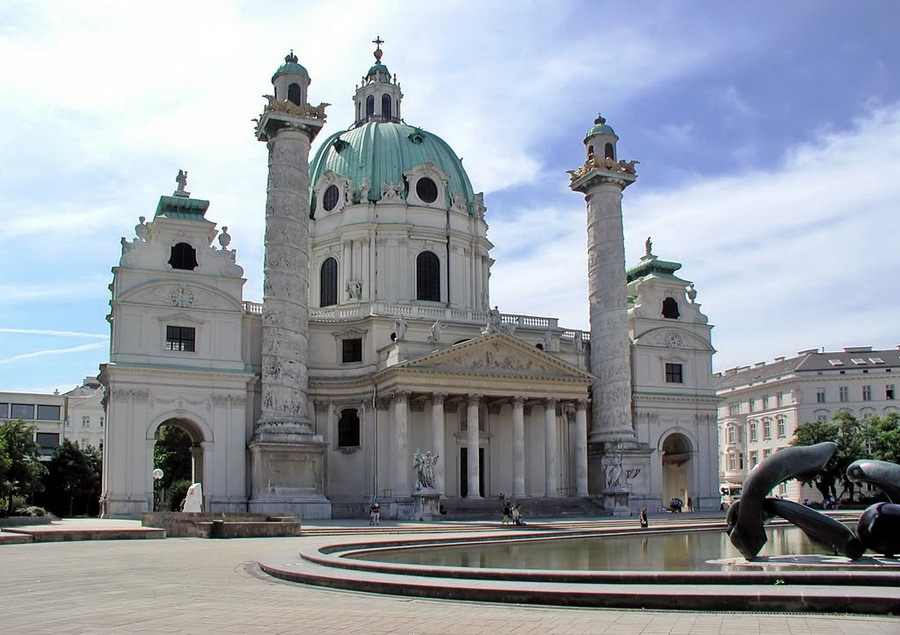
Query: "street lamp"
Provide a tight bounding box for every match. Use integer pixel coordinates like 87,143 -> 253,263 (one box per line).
152,468 -> 164,511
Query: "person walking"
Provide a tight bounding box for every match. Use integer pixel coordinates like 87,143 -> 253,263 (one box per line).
369,502 -> 381,526
640,507 -> 649,528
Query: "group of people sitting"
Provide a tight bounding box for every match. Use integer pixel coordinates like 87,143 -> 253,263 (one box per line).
669,497 -> 692,512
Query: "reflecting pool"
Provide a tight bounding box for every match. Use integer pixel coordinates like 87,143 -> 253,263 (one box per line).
355,526 -> 833,571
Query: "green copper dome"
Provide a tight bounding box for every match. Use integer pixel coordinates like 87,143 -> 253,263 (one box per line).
272,52 -> 308,82
584,114 -> 616,141
366,62 -> 392,83
309,121 -> 476,214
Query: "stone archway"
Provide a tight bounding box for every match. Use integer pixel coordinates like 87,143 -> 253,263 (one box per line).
661,432 -> 693,512
153,418 -> 205,511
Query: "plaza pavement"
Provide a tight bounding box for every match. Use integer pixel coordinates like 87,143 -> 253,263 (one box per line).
0,518 -> 898,634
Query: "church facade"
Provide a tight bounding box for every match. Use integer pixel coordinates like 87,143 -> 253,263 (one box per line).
99,44 -> 719,519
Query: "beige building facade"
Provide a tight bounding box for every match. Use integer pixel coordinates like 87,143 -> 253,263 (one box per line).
715,346 -> 899,502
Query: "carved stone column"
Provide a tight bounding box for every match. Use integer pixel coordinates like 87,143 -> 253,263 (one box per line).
545,398 -> 559,497
431,393 -> 446,495
392,391 -> 410,497
512,396 -> 526,498
248,61 -> 330,518
574,399 -> 589,496
466,394 -> 481,498
570,156 -> 637,443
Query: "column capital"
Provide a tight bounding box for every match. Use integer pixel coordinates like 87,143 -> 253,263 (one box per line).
467,394 -> 482,406
432,392 -> 447,405
512,395 -> 526,407
392,390 -> 410,403
575,399 -> 589,411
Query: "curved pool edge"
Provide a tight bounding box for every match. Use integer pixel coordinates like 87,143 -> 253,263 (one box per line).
257,526 -> 900,614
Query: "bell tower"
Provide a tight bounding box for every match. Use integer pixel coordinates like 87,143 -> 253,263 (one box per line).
249,51 -> 332,517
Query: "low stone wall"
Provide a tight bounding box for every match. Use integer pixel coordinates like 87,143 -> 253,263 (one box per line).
0,515 -> 53,527
142,512 -> 301,538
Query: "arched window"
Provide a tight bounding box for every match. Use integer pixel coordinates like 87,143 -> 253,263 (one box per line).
661,297 -> 680,319
381,94 -> 392,120
169,243 -> 198,270
604,142 -> 615,160
287,83 -> 302,105
320,257 -> 338,307
365,95 -> 375,120
416,251 -> 440,302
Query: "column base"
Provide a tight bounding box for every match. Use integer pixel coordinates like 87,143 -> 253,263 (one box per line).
248,438 -> 331,519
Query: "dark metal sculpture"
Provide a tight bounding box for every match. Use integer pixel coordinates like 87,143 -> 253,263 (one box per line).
726,445 -> 900,560
727,442 -> 837,560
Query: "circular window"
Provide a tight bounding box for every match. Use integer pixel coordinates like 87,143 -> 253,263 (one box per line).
322,184 -> 340,211
416,177 -> 438,203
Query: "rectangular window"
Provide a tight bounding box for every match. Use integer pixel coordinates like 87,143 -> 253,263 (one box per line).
35,432 -> 60,457
749,422 -> 758,442
839,386 -> 849,402
778,482 -> 788,496
887,385 -> 895,400
100,416 -> 105,428
727,427 -> 735,444
762,395 -> 770,410
728,402 -> 740,416
36,404 -> 61,421
341,338 -> 362,363
82,415 -> 91,427
749,398 -> 757,412
337,408 -> 361,447
816,388 -> 826,403
165,326 -> 196,352
664,363 -> 683,383
763,448 -> 773,459
727,454 -> 736,471
776,392 -> 784,407
817,414 -> 829,423
862,385 -> 872,401
11,403 -> 35,419
0,402 -> 8,418
749,450 -> 759,467
777,419 -> 786,438
763,420 -> 771,440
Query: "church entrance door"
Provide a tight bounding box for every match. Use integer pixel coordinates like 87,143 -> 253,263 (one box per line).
661,433 -> 693,511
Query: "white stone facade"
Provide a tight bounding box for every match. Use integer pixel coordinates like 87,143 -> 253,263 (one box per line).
97,48 -> 720,518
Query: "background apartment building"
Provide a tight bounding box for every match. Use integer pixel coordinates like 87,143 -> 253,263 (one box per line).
715,346 -> 898,502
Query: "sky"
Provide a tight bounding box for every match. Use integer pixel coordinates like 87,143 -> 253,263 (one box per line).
1,0 -> 898,394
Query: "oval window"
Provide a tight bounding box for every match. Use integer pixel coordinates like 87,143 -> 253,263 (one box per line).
416,177 -> 438,203
322,184 -> 340,211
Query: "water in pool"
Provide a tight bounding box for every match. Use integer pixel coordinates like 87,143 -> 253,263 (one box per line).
355,527 -> 833,571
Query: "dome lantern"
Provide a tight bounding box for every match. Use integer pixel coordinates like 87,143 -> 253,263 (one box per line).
353,36 -> 403,126
584,113 -> 618,162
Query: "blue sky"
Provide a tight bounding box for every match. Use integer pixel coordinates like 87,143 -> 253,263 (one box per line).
1,1 -> 898,393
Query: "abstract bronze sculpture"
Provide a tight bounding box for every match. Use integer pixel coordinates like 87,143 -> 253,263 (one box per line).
726,443 -> 900,560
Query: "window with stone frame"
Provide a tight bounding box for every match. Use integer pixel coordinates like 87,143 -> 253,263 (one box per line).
341,338 -> 362,363
763,419 -> 772,440
168,242 -> 198,270
817,388 -> 826,403
749,450 -> 759,467
165,325 -> 196,352
320,257 -> 338,306
777,418 -> 786,438
337,408 -> 361,447
887,384 -> 896,400
839,386 -> 849,402
416,251 -> 441,301
749,421 -> 758,442
661,297 -> 680,319
365,95 -> 375,119
287,83 -> 302,105
381,94 -> 392,120
862,385 -> 872,401
664,362 -> 683,383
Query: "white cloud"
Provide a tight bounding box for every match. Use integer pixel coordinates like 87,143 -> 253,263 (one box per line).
0,342 -> 107,365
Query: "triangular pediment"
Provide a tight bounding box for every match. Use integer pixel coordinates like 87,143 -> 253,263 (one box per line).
392,332 -> 593,380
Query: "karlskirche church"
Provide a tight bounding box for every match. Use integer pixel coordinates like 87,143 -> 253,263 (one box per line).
99,43 -> 719,519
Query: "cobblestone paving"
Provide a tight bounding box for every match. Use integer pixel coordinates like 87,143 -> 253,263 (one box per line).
0,524 -> 897,634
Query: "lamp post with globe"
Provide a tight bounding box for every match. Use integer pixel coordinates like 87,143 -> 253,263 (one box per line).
152,468 -> 164,511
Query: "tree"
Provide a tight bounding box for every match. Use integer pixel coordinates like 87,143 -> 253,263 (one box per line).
792,411 -> 899,503
861,412 -> 900,464
0,420 -> 48,515
39,440 -> 102,517
153,425 -> 192,509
